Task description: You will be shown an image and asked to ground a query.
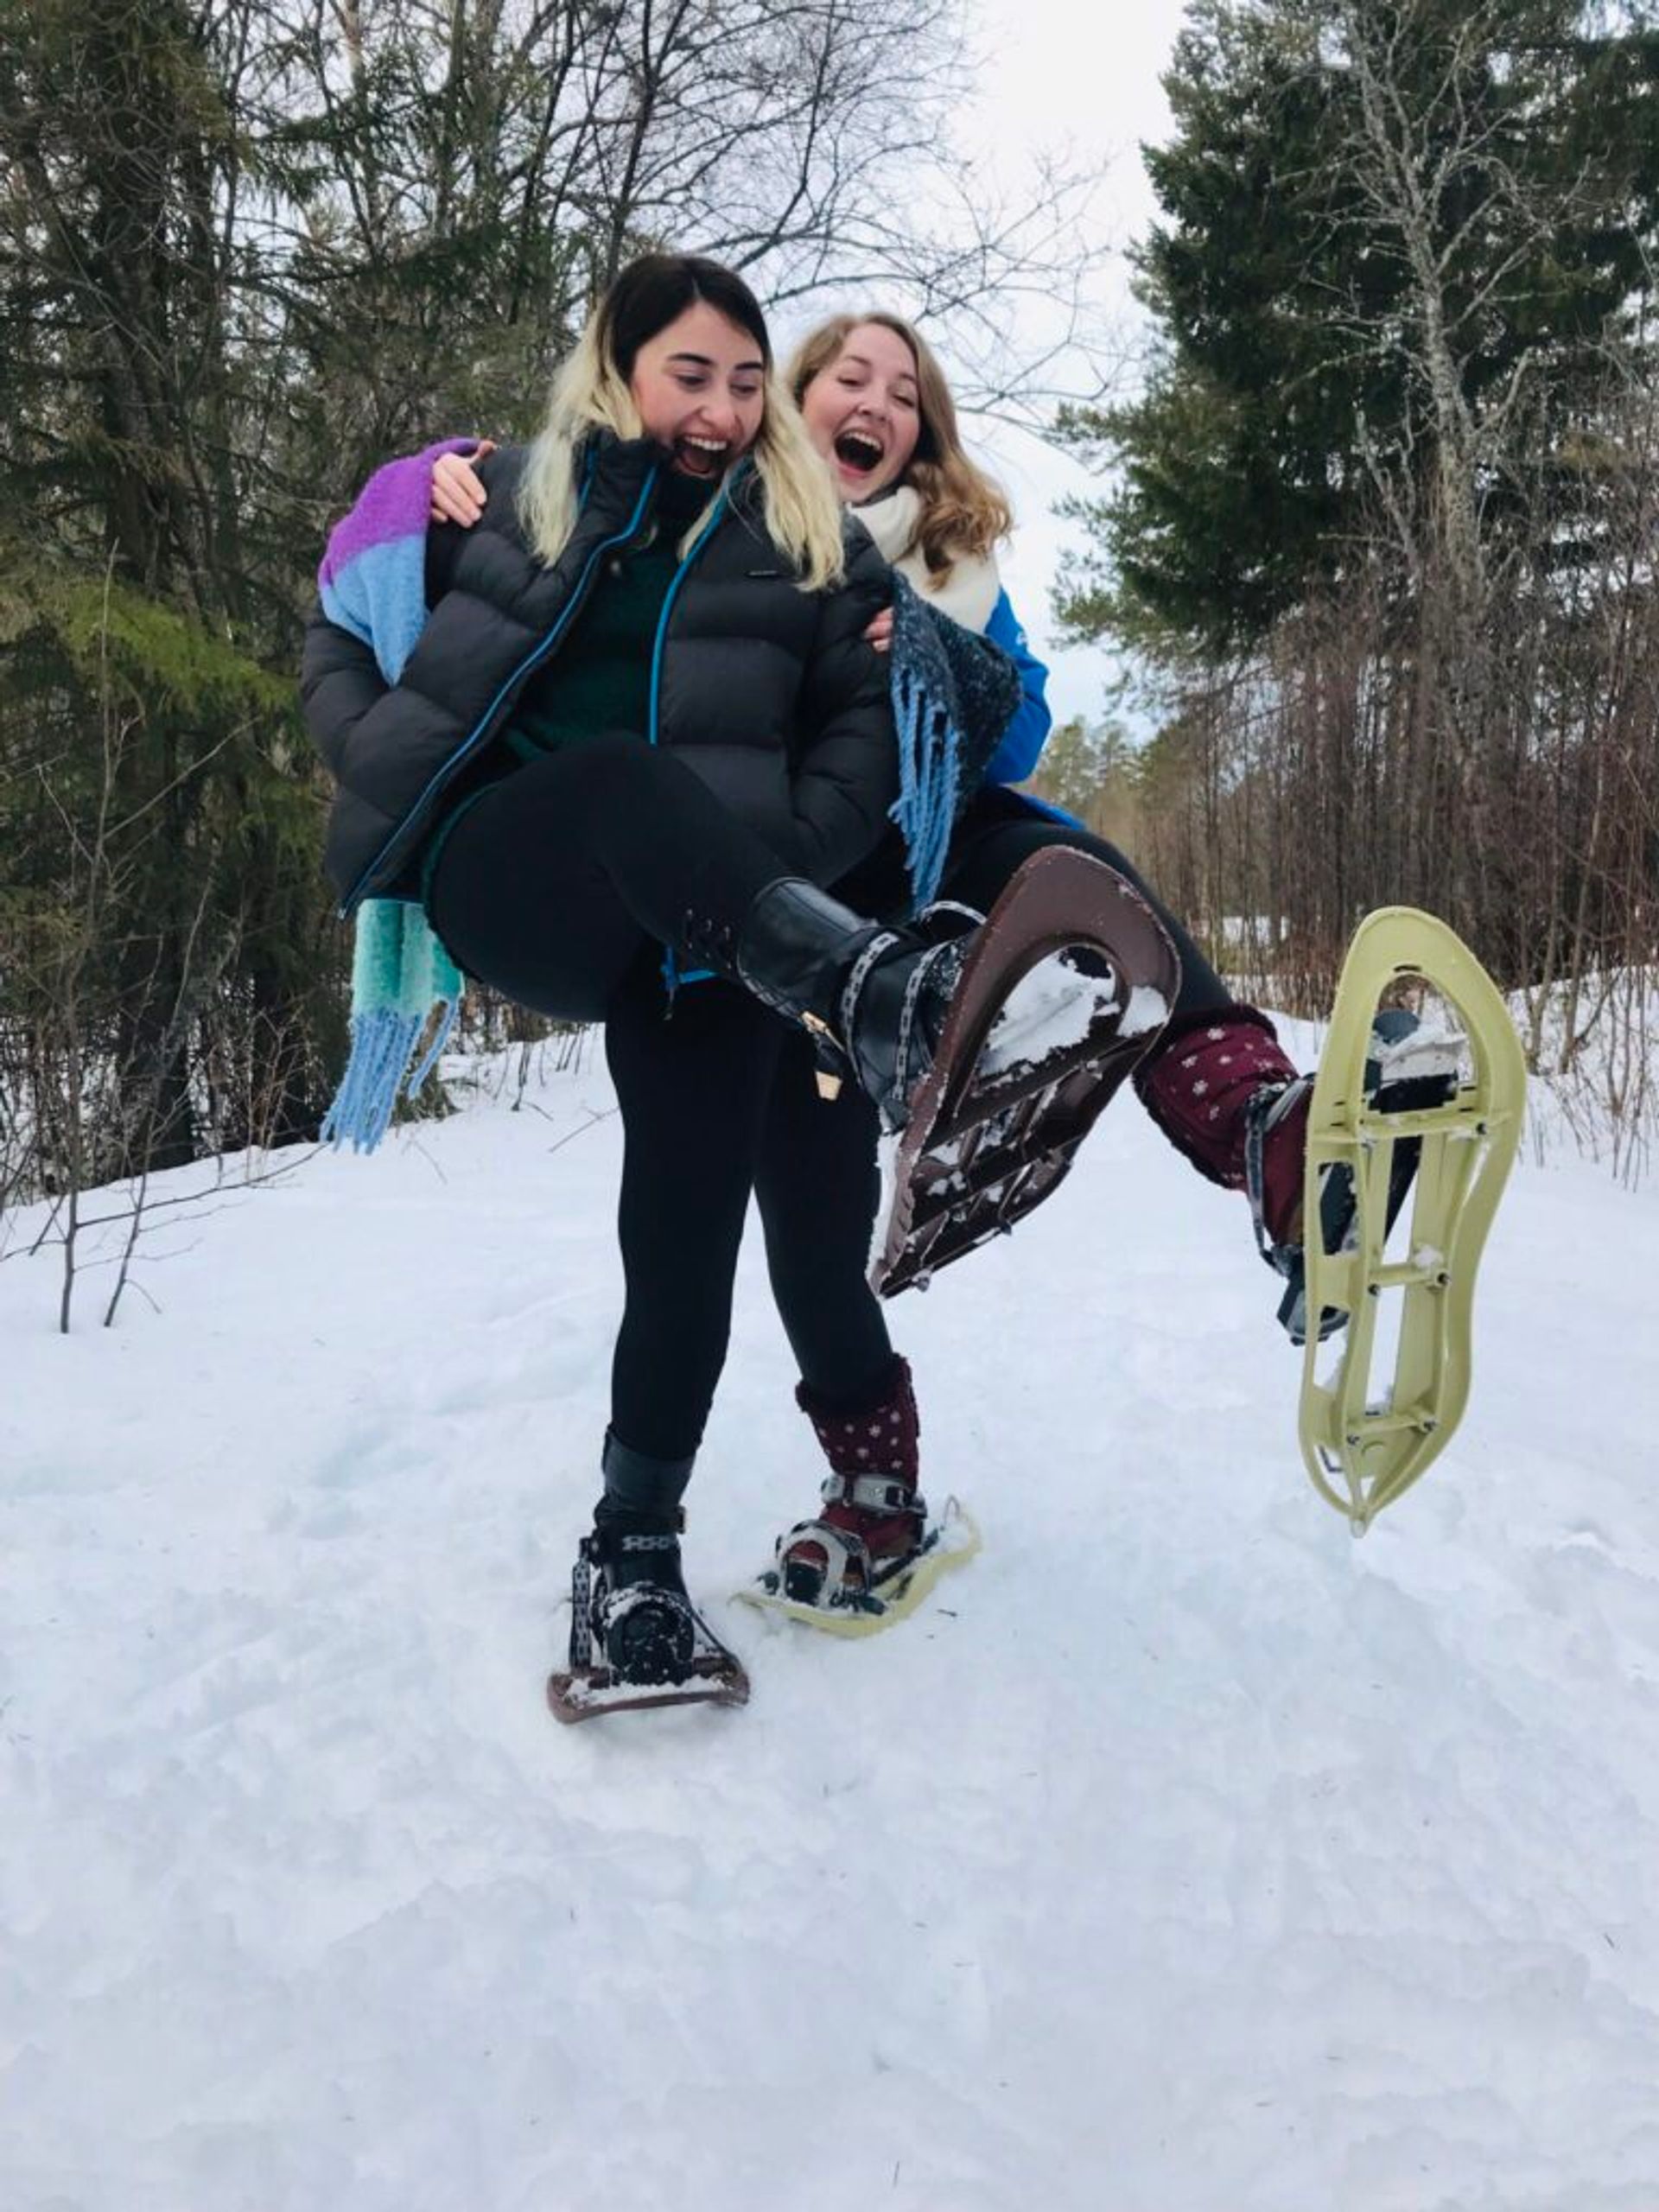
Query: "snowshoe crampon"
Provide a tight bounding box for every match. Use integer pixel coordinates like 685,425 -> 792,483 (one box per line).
735,1497 -> 982,1637
871,850 -> 1181,1297
1296,907 -> 1526,1534
548,1534 -> 749,1724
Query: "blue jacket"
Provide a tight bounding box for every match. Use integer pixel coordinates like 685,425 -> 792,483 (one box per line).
981,588 -> 1052,786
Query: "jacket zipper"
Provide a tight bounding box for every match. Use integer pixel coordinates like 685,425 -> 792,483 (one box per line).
340,463 -> 662,916
651,483 -> 732,998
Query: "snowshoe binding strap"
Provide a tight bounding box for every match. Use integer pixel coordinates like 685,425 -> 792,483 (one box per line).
911,899 -> 985,931
836,928 -> 973,1132
774,1474 -> 930,1611
569,1540 -> 596,1671
741,1497 -> 982,1636
599,1577 -> 698,1687
1243,1077 -> 1329,1342
1246,1013 -> 1472,1346
586,1529 -> 696,1687
818,1471 -> 930,1520
775,1519 -> 887,1611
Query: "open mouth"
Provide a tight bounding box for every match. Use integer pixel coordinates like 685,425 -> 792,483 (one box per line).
833,429 -> 885,477
673,435 -> 729,479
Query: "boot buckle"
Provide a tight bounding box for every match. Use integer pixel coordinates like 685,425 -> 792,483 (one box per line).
800,1011 -> 844,1101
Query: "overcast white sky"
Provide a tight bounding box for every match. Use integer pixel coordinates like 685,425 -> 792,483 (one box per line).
952,0 -> 1192,726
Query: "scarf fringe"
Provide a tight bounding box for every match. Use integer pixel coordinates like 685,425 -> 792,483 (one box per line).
321,994 -> 459,1154
888,659 -> 963,912
323,887 -> 465,1147
321,1007 -> 425,1154
407,991 -> 461,1094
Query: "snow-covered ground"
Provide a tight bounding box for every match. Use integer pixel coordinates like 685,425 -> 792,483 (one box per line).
4,1028 -> 1658,2212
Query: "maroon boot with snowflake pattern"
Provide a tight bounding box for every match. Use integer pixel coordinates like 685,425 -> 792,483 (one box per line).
1134,1008 -> 1305,1238
777,1356 -> 927,1606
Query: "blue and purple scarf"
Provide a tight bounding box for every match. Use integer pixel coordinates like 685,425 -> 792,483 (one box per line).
316,441 -> 474,1153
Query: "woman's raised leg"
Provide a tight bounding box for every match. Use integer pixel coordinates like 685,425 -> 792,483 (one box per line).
940,806 -> 1302,1213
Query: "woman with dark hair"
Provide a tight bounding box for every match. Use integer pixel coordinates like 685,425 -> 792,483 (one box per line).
410,306 -> 1378,1623
302,253 -> 1104,1698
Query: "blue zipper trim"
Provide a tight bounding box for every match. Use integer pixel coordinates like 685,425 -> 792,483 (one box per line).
652,482 -> 733,997
340,462 -> 662,915
646,486 -> 729,747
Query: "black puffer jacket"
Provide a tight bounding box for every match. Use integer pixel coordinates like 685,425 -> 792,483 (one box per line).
301,435 -> 898,914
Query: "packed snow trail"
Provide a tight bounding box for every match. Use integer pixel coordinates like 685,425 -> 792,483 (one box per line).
4,1035 -> 1659,2211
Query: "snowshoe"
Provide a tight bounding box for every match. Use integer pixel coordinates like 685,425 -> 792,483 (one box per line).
870,849 -> 1181,1297
1286,907 -> 1526,1532
738,1495 -> 981,1637
547,1516 -> 749,1722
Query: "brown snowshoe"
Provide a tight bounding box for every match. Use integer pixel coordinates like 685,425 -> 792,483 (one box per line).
871,849 -> 1181,1296
546,1646 -> 750,1724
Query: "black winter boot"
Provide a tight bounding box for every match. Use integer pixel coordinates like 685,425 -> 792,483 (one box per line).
713,878 -> 978,1130
583,1433 -> 697,1686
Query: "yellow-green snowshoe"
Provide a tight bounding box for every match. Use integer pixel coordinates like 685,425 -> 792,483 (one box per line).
1294,908 -> 1526,1532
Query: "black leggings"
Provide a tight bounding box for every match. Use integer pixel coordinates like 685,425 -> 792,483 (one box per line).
425,734 -> 785,1020
429,749 -> 1236,1451
749,806 -> 1236,1410
429,737 -> 805,1462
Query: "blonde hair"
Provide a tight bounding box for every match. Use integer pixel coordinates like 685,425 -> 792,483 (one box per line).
519,289 -> 847,592
786,312 -> 1014,586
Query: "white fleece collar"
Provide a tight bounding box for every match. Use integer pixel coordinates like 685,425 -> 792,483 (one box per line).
852,486 -> 1001,632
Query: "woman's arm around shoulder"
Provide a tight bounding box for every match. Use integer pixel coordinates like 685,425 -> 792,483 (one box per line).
980,587 -> 1052,785
300,437 -> 516,789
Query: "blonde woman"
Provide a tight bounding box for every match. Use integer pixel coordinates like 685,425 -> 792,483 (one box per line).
785,310 -> 1050,776
302,255 -> 1058,1691
754,313 -> 1300,1605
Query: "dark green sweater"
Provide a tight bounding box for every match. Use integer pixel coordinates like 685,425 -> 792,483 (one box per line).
507,468 -> 712,758
420,470 -> 711,900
